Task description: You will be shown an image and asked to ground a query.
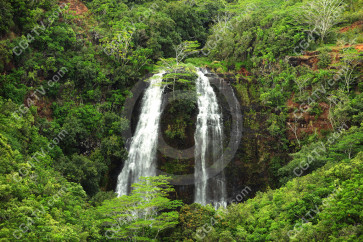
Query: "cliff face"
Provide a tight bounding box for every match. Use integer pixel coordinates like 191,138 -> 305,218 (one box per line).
112,67 -> 335,204
209,70 -> 334,201
216,73 -> 274,201
287,94 -> 332,140
154,73 -> 273,204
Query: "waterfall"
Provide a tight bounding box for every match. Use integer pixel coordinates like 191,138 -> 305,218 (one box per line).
194,69 -> 226,209
116,71 -> 165,196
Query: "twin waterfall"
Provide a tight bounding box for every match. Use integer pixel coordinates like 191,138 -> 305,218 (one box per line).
116,69 -> 227,208
194,69 -> 226,208
116,71 -> 165,196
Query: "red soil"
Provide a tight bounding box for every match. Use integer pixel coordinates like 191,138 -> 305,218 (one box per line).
59,0 -> 88,15
286,93 -> 332,140
339,21 -> 363,33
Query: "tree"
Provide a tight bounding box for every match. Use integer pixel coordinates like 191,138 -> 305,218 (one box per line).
100,27 -> 152,72
329,126 -> 363,160
0,0 -> 14,36
97,176 -> 183,241
158,40 -> 199,98
300,0 -> 346,43
340,50 -> 359,92
173,40 -> 200,65
328,90 -> 353,129
287,118 -> 301,147
294,77 -> 310,96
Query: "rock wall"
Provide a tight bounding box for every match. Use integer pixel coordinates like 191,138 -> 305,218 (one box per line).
113,68 -> 335,204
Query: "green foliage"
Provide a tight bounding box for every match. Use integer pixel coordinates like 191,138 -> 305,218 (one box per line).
96,176 -> 183,240
206,0 -> 306,62
55,154 -> 107,196
330,92 -> 363,127
308,102 -> 324,118
0,0 -> 362,241
0,0 -> 14,35
165,119 -> 187,139
278,125 -> 363,184
317,49 -> 332,69
0,98 -> 89,241
170,203 -> 216,240
209,152 -> 362,241
267,112 -> 287,137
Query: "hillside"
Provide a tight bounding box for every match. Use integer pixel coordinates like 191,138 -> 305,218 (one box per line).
0,0 -> 362,241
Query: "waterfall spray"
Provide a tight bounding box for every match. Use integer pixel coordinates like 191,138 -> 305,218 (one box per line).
194,69 -> 226,209
116,71 -> 165,196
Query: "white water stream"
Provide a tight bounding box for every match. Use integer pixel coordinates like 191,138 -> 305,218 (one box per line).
116,69 -> 227,209
194,69 -> 226,208
116,71 -> 165,196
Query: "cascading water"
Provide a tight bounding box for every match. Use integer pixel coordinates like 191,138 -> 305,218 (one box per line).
194,69 -> 227,209
116,71 -> 165,197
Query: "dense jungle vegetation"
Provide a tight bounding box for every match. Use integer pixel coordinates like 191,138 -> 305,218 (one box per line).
0,0 -> 362,241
